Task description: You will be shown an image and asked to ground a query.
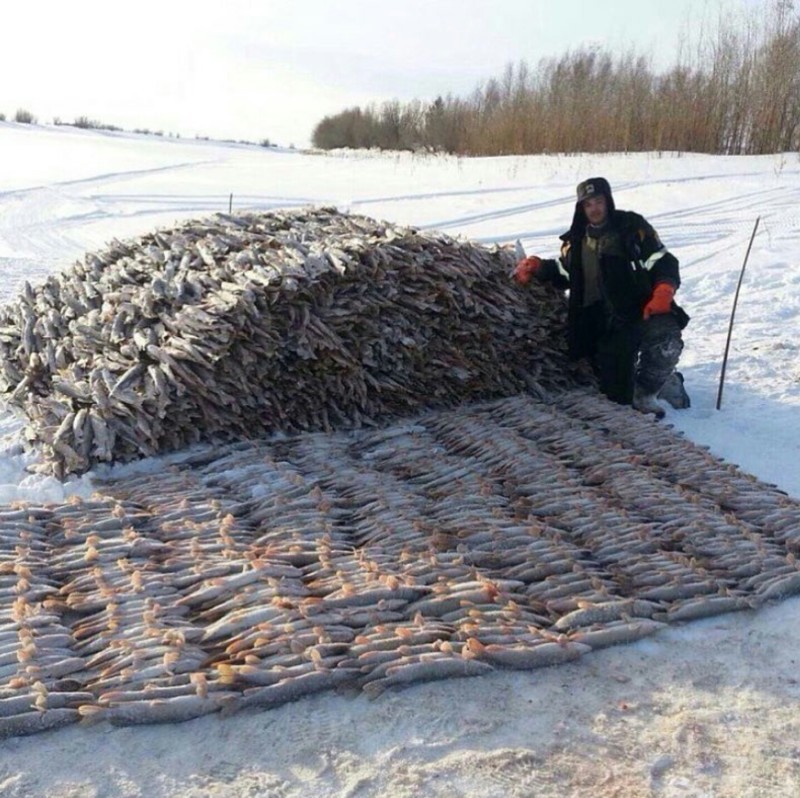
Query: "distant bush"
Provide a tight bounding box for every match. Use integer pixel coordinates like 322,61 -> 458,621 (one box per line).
0,113 -> 5,122
71,116 -> 122,131
312,1 -> 800,156
14,108 -> 36,124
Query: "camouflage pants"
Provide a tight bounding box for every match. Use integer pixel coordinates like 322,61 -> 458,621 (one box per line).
592,313 -> 684,404
635,314 -> 685,395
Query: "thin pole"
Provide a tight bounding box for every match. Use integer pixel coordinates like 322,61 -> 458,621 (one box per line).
228,193 -> 233,213
716,216 -> 760,410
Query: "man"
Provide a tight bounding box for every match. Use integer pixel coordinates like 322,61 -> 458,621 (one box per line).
514,177 -> 690,417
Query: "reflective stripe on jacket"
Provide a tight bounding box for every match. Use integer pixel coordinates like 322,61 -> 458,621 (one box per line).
537,210 -> 689,359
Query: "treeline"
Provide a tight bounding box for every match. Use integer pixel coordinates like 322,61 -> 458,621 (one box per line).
312,2 -> 800,155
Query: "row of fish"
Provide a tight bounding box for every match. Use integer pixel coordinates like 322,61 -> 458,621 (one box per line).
0,207 -> 580,476
1,390 -> 799,737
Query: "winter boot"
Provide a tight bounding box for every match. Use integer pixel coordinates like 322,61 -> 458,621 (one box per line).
657,371 -> 691,409
632,383 -> 665,419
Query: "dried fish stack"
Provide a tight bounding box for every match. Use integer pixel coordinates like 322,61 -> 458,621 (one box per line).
0,207 -> 579,476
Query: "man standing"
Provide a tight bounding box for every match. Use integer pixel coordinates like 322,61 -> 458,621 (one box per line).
514,177 -> 690,417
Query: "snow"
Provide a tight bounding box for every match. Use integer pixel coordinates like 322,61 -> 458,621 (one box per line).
2,122 -> 800,796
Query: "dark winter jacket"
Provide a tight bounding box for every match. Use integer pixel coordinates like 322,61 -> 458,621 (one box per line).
537,203 -> 689,360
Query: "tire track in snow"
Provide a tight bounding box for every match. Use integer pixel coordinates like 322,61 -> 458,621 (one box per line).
0,160 -> 223,270
0,158 -> 219,200
647,184 -> 800,269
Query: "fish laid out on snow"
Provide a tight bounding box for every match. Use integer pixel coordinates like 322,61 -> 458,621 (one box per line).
0,389 -> 798,738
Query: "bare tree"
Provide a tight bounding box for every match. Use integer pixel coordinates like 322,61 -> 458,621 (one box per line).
311,1 -> 800,156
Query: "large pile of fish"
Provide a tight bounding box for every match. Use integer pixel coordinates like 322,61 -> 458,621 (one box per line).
3,390 -> 800,738
0,207 -> 580,476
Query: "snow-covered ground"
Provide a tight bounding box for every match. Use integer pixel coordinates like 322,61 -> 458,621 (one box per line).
2,122 -> 800,797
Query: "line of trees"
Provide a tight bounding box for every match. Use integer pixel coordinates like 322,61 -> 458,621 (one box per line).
312,1 -> 800,155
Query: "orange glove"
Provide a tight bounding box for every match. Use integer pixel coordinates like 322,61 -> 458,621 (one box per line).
643,282 -> 675,319
513,256 -> 542,285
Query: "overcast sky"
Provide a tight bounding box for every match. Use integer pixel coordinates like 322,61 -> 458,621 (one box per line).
2,0 -> 765,147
